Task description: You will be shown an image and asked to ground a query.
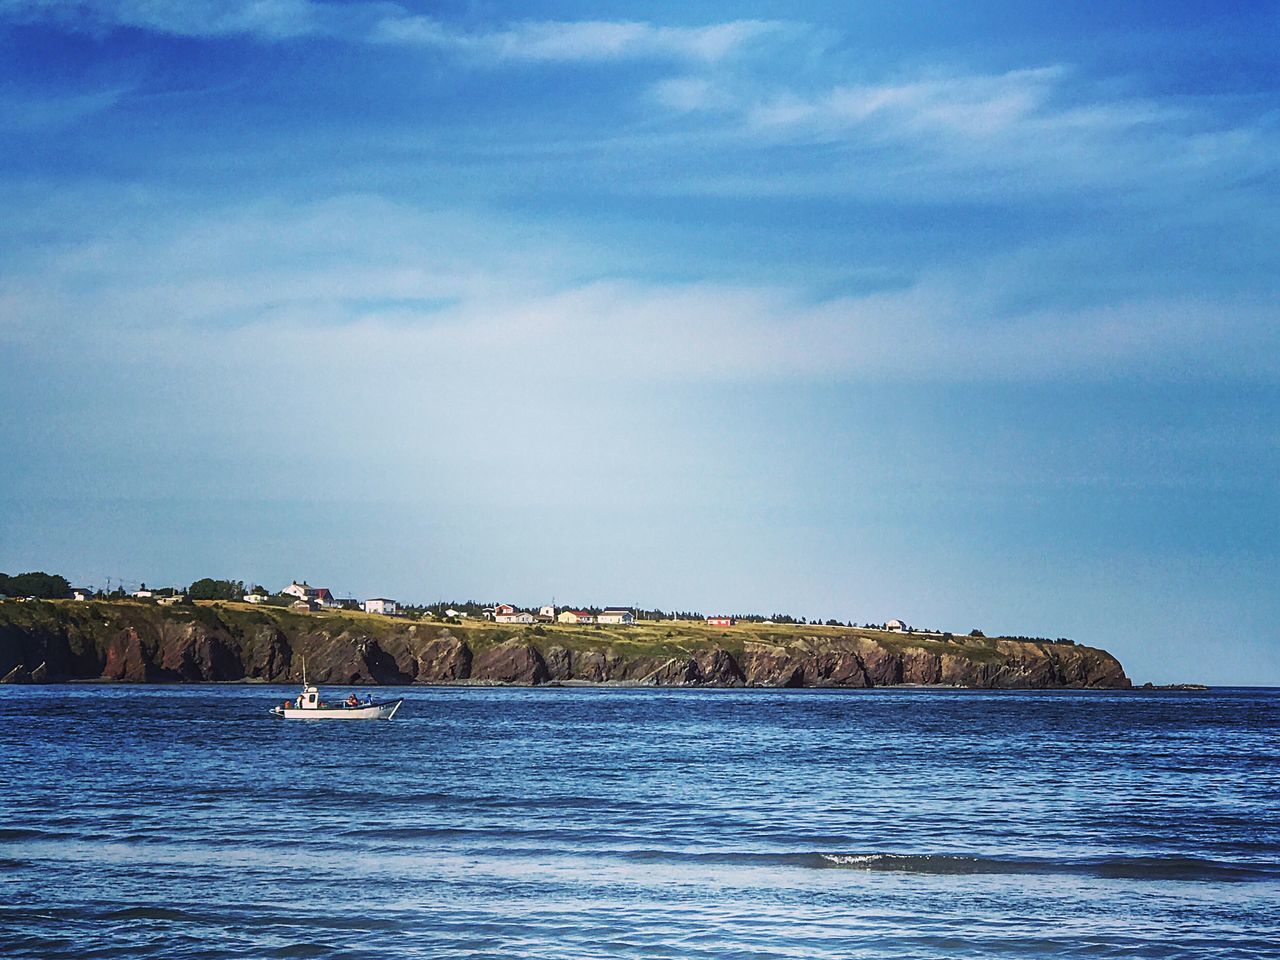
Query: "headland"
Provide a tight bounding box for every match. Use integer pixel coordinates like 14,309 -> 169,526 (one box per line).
0,599 -> 1130,688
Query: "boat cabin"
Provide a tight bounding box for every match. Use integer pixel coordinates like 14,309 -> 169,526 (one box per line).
297,685 -> 321,709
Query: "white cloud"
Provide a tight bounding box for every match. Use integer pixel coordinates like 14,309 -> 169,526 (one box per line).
1,1 -> 783,63
636,62 -> 1276,204
4,194 -> 1274,385
0,86 -> 129,131
651,76 -> 734,112
1,0 -> 324,38
376,16 -> 781,63
730,65 -> 1147,145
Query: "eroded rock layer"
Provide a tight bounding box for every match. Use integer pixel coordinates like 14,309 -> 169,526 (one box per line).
0,601 -> 1131,689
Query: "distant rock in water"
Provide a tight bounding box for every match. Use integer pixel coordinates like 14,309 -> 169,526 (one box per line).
0,600 -> 1133,689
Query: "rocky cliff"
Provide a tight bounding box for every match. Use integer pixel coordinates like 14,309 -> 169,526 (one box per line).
0,600 -> 1131,689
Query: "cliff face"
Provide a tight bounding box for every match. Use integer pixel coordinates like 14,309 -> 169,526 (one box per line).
0,601 -> 1131,689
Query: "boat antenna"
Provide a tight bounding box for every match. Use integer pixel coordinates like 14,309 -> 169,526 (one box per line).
301,655 -> 308,687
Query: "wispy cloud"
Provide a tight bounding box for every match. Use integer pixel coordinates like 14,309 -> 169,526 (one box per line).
746,67 -> 1069,138
373,16 -> 783,63
1,0 -> 326,39
4,194 -> 1274,385
643,61 -> 1278,205
0,85 -> 130,130
1,0 -> 784,63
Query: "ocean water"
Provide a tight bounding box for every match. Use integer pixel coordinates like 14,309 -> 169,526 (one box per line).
2,686 -> 1278,959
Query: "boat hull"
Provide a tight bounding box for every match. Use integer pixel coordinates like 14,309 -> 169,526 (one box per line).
270,699 -> 403,720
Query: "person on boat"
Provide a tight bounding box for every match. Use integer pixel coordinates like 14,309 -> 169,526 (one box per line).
346,692 -> 360,707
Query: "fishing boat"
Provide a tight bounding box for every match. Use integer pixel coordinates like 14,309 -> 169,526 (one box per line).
270,660 -> 402,720
270,684 -> 403,720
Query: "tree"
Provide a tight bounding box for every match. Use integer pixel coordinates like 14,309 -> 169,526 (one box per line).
187,578 -> 245,601
969,629 -> 985,638
0,571 -> 71,599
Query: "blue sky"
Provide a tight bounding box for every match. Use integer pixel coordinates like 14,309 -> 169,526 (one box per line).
1,1 -> 1277,683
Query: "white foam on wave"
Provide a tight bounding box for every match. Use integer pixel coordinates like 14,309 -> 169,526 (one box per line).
821,854 -> 888,865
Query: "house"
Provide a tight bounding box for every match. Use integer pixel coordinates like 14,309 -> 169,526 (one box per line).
132,589 -> 154,599
538,605 -> 556,618
283,581 -> 341,607
444,608 -> 467,619
71,587 -> 94,602
363,597 -> 398,616
494,603 -> 516,616
597,608 -> 634,625
243,593 -> 267,604
291,598 -> 318,612
312,587 -> 342,609
706,616 -> 736,626
496,610 -> 535,624
557,610 -> 595,625
157,594 -> 186,606
885,619 -> 907,632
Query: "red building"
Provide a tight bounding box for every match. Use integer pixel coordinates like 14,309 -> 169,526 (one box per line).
706,616 -> 736,626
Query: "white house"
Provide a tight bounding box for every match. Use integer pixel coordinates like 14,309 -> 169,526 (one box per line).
538,605 -> 556,618
885,619 -> 907,632
444,608 -> 467,619
71,587 -> 94,602
364,598 -> 398,616
283,581 -> 342,607
557,610 -> 595,625
496,610 -> 535,624
597,608 -> 634,625
243,593 -> 266,604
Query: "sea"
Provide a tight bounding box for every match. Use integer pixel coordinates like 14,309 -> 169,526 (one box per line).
2,685 -> 1278,959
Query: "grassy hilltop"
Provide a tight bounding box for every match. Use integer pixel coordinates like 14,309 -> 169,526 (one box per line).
0,599 -> 1130,689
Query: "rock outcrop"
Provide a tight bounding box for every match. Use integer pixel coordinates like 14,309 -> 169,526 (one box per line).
0,600 -> 1132,689
470,641 -> 549,685
414,634 -> 472,681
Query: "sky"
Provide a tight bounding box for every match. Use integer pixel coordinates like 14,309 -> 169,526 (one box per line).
0,1 -> 1277,684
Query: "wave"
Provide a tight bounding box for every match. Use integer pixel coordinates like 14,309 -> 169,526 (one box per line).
0,827 -> 65,841
510,846 -> 1277,882
813,852 -> 1280,882
266,943 -> 333,958
99,906 -> 199,922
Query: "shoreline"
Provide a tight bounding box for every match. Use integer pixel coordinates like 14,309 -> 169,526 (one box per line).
7,678 -> 1213,691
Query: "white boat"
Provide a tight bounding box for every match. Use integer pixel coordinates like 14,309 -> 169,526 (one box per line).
270,683 -> 403,720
